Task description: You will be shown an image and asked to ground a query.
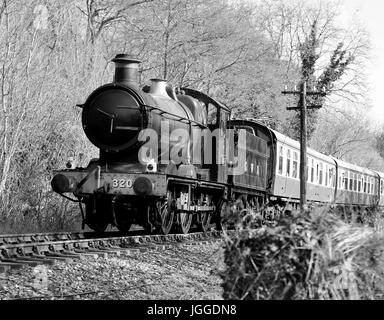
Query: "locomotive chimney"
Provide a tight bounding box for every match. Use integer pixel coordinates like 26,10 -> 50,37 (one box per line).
149,79 -> 169,97
112,53 -> 141,85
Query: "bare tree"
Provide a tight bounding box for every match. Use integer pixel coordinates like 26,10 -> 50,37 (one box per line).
310,108 -> 384,170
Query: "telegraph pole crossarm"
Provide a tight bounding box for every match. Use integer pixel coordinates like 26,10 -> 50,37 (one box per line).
282,82 -> 326,214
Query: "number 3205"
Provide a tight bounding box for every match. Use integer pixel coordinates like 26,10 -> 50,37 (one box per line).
112,179 -> 133,188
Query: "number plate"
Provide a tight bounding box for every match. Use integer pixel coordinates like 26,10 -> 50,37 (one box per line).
112,179 -> 133,189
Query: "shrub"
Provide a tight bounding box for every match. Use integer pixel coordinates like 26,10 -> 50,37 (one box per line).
221,206 -> 384,300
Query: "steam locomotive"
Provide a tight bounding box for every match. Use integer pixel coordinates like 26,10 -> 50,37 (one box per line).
51,53 -> 384,234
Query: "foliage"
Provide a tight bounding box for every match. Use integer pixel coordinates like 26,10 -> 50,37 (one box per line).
222,207 -> 384,300
310,108 -> 384,171
289,20 -> 356,140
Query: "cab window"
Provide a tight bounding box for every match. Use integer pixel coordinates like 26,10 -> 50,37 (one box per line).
207,104 -> 217,125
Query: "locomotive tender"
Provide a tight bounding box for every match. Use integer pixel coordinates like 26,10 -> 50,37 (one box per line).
51,53 -> 384,234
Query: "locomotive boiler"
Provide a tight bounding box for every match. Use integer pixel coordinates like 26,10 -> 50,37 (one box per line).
51,54 -> 231,234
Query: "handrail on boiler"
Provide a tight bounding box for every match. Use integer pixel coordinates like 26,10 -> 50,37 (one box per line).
141,104 -> 208,129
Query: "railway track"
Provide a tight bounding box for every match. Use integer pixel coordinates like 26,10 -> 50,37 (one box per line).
0,231 -> 94,246
0,229 -> 147,246
0,229 -> 230,273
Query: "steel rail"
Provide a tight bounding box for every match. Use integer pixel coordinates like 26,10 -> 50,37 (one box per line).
0,230 -> 231,273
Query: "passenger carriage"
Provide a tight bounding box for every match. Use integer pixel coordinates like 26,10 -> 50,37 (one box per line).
269,129 -> 336,206
332,158 -> 379,208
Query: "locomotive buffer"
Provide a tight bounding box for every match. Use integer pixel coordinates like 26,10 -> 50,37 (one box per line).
282,82 -> 326,214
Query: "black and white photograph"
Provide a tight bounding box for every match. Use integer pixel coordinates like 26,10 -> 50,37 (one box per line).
0,0 -> 384,307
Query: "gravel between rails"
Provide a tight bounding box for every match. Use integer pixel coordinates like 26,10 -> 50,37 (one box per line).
0,242 -> 225,300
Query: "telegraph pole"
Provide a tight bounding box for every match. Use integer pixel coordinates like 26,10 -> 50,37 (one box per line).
282,81 -> 326,214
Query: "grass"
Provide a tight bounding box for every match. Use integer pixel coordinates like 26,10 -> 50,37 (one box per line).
221,205 -> 384,300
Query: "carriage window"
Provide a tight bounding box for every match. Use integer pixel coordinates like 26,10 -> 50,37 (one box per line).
361,176 -> 364,192
311,159 -> 314,183
332,168 -> 336,187
316,162 -> 319,184
339,172 -> 343,189
349,172 -> 353,191
368,178 -> 371,194
381,180 -> 383,194
329,167 -> 334,187
358,175 -> 361,192
286,149 -> 291,177
278,146 -> 283,175
344,172 -> 348,190
353,173 -> 357,191
293,152 -> 298,179
325,165 -> 328,186
371,178 -> 375,194
319,163 -> 323,185
364,176 -> 367,193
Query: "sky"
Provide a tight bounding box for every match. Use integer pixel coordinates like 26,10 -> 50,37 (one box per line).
338,0 -> 384,126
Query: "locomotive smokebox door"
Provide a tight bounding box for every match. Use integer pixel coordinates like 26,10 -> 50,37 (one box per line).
82,87 -> 144,151
82,54 -> 147,153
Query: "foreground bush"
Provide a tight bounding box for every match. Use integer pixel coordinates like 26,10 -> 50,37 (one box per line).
221,207 -> 384,300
